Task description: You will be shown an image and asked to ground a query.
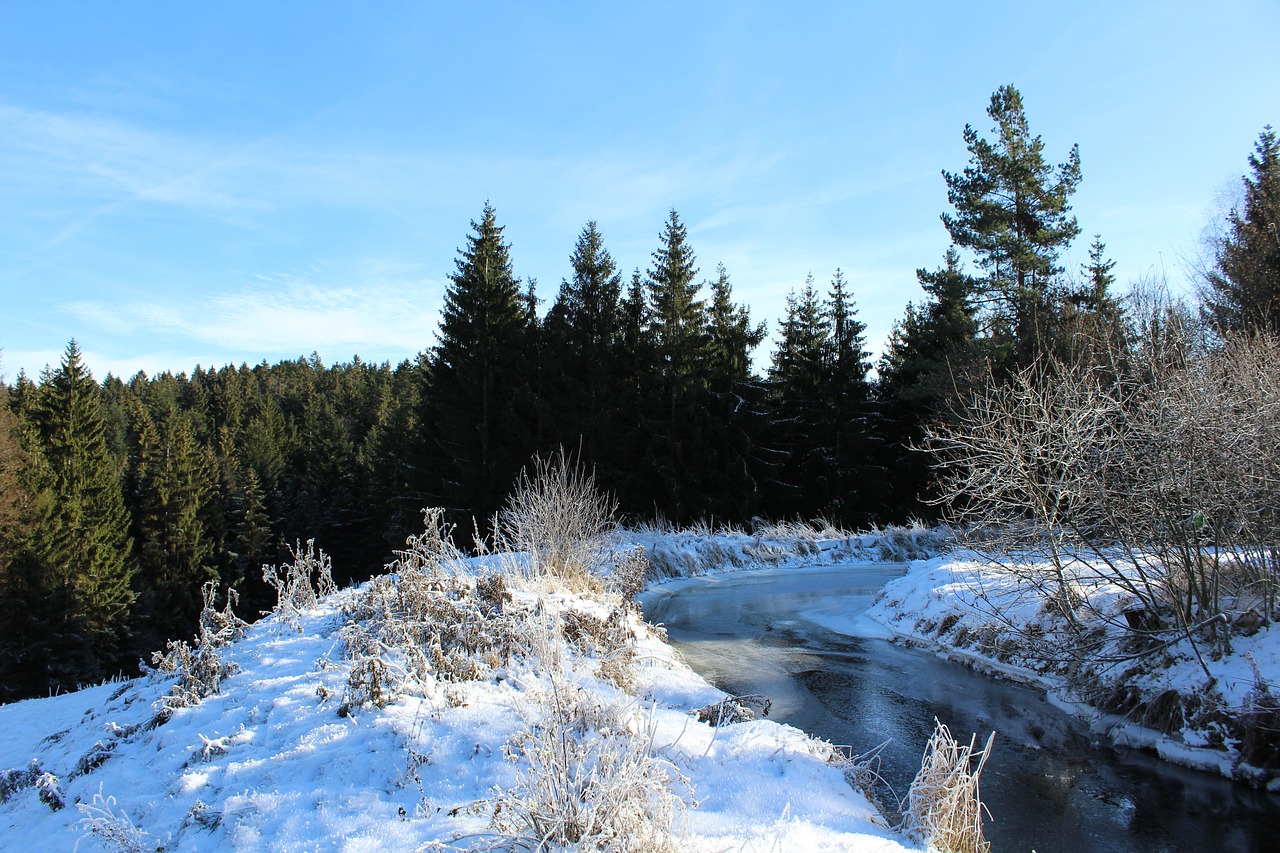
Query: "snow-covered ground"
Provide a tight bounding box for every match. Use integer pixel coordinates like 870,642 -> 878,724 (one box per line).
628,525 -> 1279,792
860,553 -> 1280,791
0,542 -> 917,852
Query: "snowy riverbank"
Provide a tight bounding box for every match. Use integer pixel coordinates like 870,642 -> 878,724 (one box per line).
859,554 -> 1280,791
0,545 -> 915,852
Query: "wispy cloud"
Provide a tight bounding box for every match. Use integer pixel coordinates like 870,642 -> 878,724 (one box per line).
62,262 -> 446,372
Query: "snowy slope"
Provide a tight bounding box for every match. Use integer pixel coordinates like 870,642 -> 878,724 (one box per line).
0,559 -> 916,852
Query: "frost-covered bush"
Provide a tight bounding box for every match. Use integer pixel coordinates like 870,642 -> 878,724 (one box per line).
150,582 -> 245,712
336,510 -> 524,712
262,539 -> 337,629
695,694 -> 771,727
75,787 -> 164,852
606,546 -> 650,604
561,605 -> 638,691
497,450 -> 617,587
0,760 -> 63,812
493,686 -> 687,851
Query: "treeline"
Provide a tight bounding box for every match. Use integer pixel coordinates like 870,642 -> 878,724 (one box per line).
1,85 -> 1275,702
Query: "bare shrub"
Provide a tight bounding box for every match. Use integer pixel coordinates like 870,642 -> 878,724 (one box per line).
497,450 -> 617,586
561,606 -> 638,691
75,786 -> 164,852
262,539 -> 337,629
927,316 -> 1280,674
1237,653 -> 1280,772
493,686 -> 687,851
900,720 -> 994,853
150,582 -> 244,713
335,511 -> 524,712
607,546 -> 651,603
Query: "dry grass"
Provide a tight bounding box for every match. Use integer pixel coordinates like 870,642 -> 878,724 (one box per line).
901,720 -> 994,853
150,581 -> 246,713
492,685 -> 687,852
261,539 -> 337,630
497,450 -> 617,586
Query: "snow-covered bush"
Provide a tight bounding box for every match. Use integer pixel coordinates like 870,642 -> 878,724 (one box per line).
497,450 -> 617,587
927,324 -> 1280,675
336,511 -> 523,712
0,760 -> 63,812
561,604 -> 638,691
150,582 -> 245,712
606,546 -> 650,603
900,720 -> 993,853
75,787 -> 163,852
262,539 -> 337,630
493,685 -> 687,851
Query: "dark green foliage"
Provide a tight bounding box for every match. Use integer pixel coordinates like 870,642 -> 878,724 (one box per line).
420,201 -> 539,522
1,343 -> 136,694
544,221 -> 626,470
766,273 -> 879,525
128,399 -> 218,653
943,84 -> 1082,368
1202,127 -> 1280,335
877,249 -> 984,519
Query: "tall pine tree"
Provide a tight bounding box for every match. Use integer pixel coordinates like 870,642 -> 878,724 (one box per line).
643,210 -> 712,521
14,342 -> 136,687
943,84 -> 1082,367
1202,126 -> 1280,335
421,202 -> 537,522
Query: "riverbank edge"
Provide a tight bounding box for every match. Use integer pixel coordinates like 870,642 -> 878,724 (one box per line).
629,527 -> 1280,793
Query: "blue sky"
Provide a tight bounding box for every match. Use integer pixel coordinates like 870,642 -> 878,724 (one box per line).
2,1 -> 1277,382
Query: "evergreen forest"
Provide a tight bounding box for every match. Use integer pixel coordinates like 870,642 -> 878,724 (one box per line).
2,86 -> 1277,703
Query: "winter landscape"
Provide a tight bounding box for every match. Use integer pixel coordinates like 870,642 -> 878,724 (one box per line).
4,4 -> 1280,852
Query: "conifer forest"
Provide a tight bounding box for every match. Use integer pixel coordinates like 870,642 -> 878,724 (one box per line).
3,85 -> 1278,704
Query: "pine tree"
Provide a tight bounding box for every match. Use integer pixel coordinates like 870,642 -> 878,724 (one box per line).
823,270 -> 880,524
544,221 -> 624,465
642,211 -> 716,521
943,84 -> 1082,366
767,278 -> 833,518
611,270 -> 660,515
647,209 -> 707,395
877,249 -> 983,519
706,263 -> 765,392
422,202 -> 537,521
1202,126 -> 1280,335
129,399 -> 217,651
700,264 -> 770,521
20,342 -> 136,684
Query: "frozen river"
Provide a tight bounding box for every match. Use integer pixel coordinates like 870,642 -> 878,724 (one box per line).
642,563 -> 1279,853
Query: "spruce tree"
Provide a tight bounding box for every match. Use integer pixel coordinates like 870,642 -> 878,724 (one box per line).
701,264 -> 770,521
422,202 -> 537,521
22,341 -> 135,683
823,270 -> 880,524
544,221 -> 624,465
643,210 -> 713,520
130,400 -> 217,651
943,84 -> 1082,367
767,278 -> 833,518
876,249 -> 982,519
647,209 -> 707,395
1202,126 -> 1280,335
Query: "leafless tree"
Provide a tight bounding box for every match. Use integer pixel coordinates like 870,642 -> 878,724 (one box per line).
927,298 -> 1280,673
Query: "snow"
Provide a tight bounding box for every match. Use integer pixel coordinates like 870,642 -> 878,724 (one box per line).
0,549 -> 918,852
860,553 -> 1280,788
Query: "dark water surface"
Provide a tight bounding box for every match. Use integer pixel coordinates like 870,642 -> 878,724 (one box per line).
642,564 -> 1280,853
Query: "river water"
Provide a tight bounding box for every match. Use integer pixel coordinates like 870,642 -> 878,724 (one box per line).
641,563 -> 1280,853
